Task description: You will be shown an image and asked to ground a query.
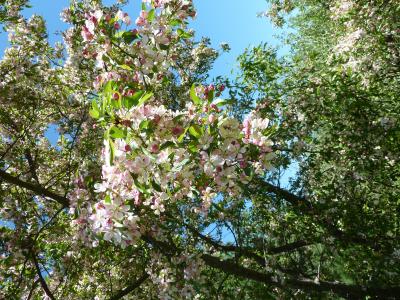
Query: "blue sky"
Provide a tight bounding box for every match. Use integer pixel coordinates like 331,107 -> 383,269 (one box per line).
0,0 -> 283,76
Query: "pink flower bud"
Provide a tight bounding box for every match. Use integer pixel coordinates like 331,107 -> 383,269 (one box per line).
150,143 -> 159,153
135,16 -> 146,26
81,26 -> 94,42
153,114 -> 161,124
189,11 -> 197,18
208,114 -> 216,123
239,161 -> 247,169
172,126 -> 184,136
121,120 -> 133,127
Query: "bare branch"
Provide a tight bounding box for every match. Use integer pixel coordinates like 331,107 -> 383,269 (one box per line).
31,252 -> 56,300
0,169 -> 69,207
201,254 -> 400,298
108,273 -> 149,300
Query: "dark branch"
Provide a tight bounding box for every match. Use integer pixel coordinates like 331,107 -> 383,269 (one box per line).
0,169 -> 69,207
267,240 -> 310,254
27,279 -> 40,300
167,209 -> 310,261
143,235 -> 400,298
25,149 -> 39,183
31,252 -> 56,300
202,254 -> 400,298
252,178 -> 311,209
251,179 -> 388,248
108,273 -> 149,300
171,212 -> 310,264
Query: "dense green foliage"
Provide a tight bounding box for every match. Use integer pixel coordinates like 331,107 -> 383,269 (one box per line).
229,0 -> 400,296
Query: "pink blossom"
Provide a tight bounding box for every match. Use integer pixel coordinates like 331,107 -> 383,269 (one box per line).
171,126 -> 184,136
81,26 -> 94,42
150,143 -> 159,153
135,10 -> 148,26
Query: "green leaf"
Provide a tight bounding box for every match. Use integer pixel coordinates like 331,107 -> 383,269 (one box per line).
133,177 -> 147,194
177,127 -> 189,143
104,194 -> 111,204
139,119 -> 151,131
188,124 -> 203,139
137,92 -> 153,106
207,89 -> 214,102
262,124 -> 277,137
159,44 -> 169,50
151,180 -> 162,192
141,2 -> 146,10
89,100 -> 100,119
172,114 -> 184,123
168,152 -> 175,161
89,109 -> 99,119
103,80 -> 114,95
109,126 -> 126,139
122,30 -> 139,44
190,83 -> 201,105
159,141 -> 175,151
120,64 -> 132,71
188,141 -> 198,153
177,28 -> 192,39
141,146 -> 156,160
148,9 -> 155,22
109,139 -> 115,165
169,19 -> 182,26
213,98 -> 235,107
122,91 -> 144,109
110,92 -> 122,109
114,30 -> 125,39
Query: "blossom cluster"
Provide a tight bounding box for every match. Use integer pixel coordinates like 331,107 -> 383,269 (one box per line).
65,1 -> 274,249
146,251 -> 205,299
61,0 -> 197,89
330,0 -> 355,20
71,93 -> 274,247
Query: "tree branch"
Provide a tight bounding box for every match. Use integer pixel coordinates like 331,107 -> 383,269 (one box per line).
0,169 -> 69,207
252,178 -> 311,209
27,278 -> 40,300
144,235 -> 400,298
184,221 -> 307,266
108,273 -> 149,300
201,254 -> 400,298
31,252 -> 56,300
267,240 -> 310,254
24,149 -> 39,183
